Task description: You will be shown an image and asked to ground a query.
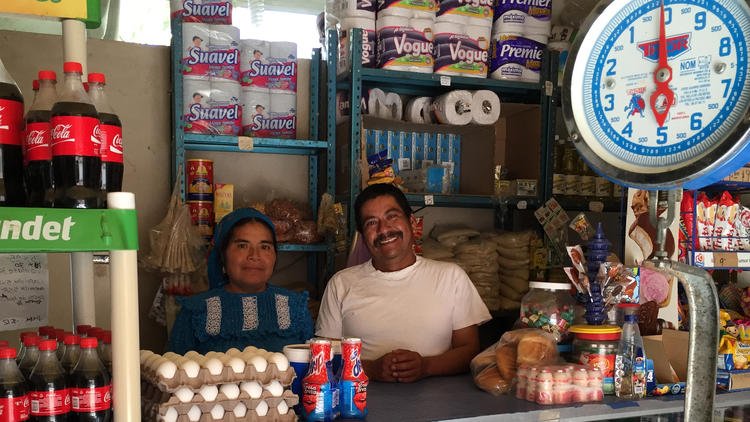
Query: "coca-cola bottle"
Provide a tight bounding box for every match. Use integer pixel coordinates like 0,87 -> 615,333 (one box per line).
17,332 -> 37,364
0,347 -> 31,421
50,62 -> 101,209
59,335 -> 80,374
19,335 -> 40,380
68,338 -> 110,422
28,339 -> 70,421
0,56 -> 26,206
87,73 -> 122,206
94,332 -> 111,378
23,70 -> 57,207
32,79 -> 39,102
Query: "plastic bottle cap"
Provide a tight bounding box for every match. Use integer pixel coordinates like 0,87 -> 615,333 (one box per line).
32,79 -> 39,90
38,339 -> 58,351
88,73 -> 106,84
0,341 -> 8,348
63,62 -> 83,73
55,329 -> 67,341
101,331 -> 112,344
38,70 -> 57,81
0,348 -> 16,359
75,325 -> 91,335
63,334 -> 80,345
80,337 -> 98,349
23,335 -> 39,347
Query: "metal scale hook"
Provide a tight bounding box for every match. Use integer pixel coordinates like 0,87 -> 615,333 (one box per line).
647,190 -> 719,421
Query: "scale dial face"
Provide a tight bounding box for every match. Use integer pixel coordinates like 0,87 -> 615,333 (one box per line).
563,0 -> 750,189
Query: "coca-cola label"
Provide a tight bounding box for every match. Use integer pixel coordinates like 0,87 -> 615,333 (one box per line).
29,389 -> 70,416
100,124 -> 123,163
70,385 -> 111,412
24,122 -> 53,163
0,395 -> 30,421
50,115 -> 101,157
180,1 -> 232,24
243,113 -> 296,139
0,99 -> 24,146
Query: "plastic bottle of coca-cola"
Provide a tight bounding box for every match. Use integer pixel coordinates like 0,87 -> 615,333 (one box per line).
0,56 -> 26,206
94,332 -> 111,379
50,62 -> 101,209
68,338 -> 110,422
19,335 -> 41,381
28,339 -> 70,421
23,70 -> 57,207
59,335 -> 80,375
17,332 -> 37,364
32,79 -> 39,102
87,73 -> 122,207
0,347 -> 31,421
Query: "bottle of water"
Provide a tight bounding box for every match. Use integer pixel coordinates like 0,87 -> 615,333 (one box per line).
614,304 -> 647,399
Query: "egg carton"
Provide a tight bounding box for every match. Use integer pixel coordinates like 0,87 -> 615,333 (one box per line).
157,406 -> 297,422
154,393 -> 298,420
143,381 -> 294,407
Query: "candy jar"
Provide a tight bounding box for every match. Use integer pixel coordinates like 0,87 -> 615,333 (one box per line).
520,282 -> 577,343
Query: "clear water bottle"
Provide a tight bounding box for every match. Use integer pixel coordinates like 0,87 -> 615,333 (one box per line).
614,303 -> 647,400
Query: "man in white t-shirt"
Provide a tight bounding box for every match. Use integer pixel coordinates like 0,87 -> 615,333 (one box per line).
316,183 -> 491,382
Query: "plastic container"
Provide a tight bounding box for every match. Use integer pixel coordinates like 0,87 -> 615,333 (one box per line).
570,324 -> 622,395
520,282 -> 576,343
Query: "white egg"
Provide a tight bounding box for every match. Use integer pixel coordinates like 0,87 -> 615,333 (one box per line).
228,357 -> 246,374
156,360 -> 178,379
233,402 -> 247,418
203,357 -> 224,376
243,346 -> 258,354
270,352 -> 290,371
180,360 -> 201,378
184,350 -> 201,359
210,404 -> 224,420
219,382 -> 240,400
174,386 -> 195,403
187,405 -> 202,422
277,400 -> 289,415
144,354 -> 162,370
173,355 -> 187,365
199,384 -> 219,402
248,355 -> 268,373
205,351 -> 220,359
263,380 -> 283,397
163,407 -> 179,422
239,381 -> 263,399
226,347 -> 241,356
218,354 -> 232,364
255,400 -> 269,417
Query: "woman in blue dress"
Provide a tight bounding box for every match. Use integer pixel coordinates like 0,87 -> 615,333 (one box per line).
169,207 -> 314,353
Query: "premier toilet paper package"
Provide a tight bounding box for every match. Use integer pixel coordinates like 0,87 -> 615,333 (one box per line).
433,22 -> 491,77
489,34 -> 545,82
174,0 -> 233,24
493,0 -> 552,36
183,78 -> 242,135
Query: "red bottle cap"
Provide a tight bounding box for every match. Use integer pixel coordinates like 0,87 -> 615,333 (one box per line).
76,324 -> 92,335
55,329 -> 67,341
38,325 -> 55,337
38,339 -> 58,351
38,70 -> 57,81
83,82 -> 89,92
32,79 -> 39,90
64,334 -> 80,346
0,340 -> 8,348
87,327 -> 103,338
23,335 -> 40,347
80,337 -> 98,349
88,73 -> 106,84
63,62 -> 83,73
20,331 -> 36,341
101,331 -> 112,345
0,348 -> 17,359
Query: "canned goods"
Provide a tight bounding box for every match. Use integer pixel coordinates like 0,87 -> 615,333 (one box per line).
186,158 -> 214,200
188,200 -> 214,241
570,325 -> 621,395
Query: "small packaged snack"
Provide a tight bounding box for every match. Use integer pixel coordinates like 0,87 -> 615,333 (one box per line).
570,213 -> 595,241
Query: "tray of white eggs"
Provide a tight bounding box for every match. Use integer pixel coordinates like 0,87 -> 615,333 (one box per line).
156,398 -> 297,422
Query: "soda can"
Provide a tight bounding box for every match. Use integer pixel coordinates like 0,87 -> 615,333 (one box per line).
302,339 -> 338,421
339,337 -> 368,419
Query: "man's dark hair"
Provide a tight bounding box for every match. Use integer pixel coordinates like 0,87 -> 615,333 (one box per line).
354,183 -> 412,233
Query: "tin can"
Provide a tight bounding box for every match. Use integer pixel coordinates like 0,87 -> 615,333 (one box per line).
302,339 -> 339,421
186,158 -> 213,200
339,338 -> 368,419
188,200 -> 214,241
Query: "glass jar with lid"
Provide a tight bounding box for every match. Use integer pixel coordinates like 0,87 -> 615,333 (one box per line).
569,325 -> 622,395
519,282 -> 577,344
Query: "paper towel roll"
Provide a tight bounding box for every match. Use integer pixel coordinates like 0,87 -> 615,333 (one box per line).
270,41 -> 297,61
209,25 -> 240,49
470,90 -> 501,125
405,97 -> 433,123
432,90 -> 473,125
410,17 -> 435,41
336,0 -> 376,19
381,92 -> 404,120
241,89 -> 271,127
270,90 -> 297,114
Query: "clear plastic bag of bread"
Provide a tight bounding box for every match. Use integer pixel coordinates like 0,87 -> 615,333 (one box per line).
471,328 -> 559,396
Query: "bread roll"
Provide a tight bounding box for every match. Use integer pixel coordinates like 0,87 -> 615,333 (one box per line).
474,365 -> 510,396
516,332 -> 558,366
495,343 -> 517,382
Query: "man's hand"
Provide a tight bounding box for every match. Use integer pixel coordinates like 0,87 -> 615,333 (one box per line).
389,349 -> 427,383
362,354 -> 398,382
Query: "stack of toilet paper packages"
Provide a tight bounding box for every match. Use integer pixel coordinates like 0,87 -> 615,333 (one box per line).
182,23 -> 242,135
433,0 -> 493,77
376,1 -> 437,73
365,129 -> 461,193
490,0 -> 552,82
171,0 -> 233,24
140,347 -> 297,422
239,40 -> 298,139
327,0 -> 377,74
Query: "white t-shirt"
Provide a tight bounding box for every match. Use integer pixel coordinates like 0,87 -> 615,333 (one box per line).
315,256 -> 492,361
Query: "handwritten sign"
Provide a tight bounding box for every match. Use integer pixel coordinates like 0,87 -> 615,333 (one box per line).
0,254 -> 48,331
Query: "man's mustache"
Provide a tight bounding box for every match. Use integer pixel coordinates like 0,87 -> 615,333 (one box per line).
374,231 -> 403,246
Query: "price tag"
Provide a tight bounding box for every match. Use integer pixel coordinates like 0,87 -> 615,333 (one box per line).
440,76 -> 451,86
424,195 -> 434,205
238,136 -> 254,151
589,201 -> 604,213
545,81 -> 554,96
517,200 -> 528,210
714,252 -> 738,268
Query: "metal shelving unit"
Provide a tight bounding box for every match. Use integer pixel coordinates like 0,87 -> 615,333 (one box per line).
170,20 -> 335,282
331,28 -> 556,236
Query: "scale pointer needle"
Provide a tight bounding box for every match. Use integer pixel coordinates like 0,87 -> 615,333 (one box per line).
649,0 -> 675,128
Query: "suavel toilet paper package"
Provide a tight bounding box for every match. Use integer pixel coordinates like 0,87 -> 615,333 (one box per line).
182,23 -> 240,81
174,0 -> 232,24
183,78 -> 242,135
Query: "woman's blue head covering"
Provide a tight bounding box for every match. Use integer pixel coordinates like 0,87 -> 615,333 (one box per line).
207,207 -> 276,289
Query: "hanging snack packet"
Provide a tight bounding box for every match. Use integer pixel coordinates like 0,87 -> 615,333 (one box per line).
569,212 -> 595,241
713,191 -> 738,251
696,192 -> 717,251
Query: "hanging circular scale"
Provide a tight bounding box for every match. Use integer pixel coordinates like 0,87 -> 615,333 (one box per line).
562,0 -> 750,190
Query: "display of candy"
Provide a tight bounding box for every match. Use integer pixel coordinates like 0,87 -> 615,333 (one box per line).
516,364 -> 603,405
519,304 -> 575,341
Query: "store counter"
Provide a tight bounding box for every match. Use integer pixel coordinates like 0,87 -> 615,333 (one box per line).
358,374 -> 750,421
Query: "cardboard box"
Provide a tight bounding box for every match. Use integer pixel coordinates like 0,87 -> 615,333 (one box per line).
717,369 -> 750,391
642,329 -> 688,395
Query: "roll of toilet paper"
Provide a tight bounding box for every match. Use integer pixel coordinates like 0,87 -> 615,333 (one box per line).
336,0 -> 376,19
410,17 -> 435,41
210,79 -> 241,104
209,25 -> 240,49
366,88 -> 387,117
470,90 -> 501,125
270,41 -> 298,61
183,77 -> 211,117
381,92 -> 404,120
412,9 -> 436,20
376,15 -> 410,32
377,5 -> 414,19
404,97 -> 433,124
435,11 -> 469,25
270,90 -> 297,114
466,24 -> 492,50
378,16 -> 434,72
490,34 -> 545,82
241,88 -> 271,129
239,39 -> 270,87
339,17 -> 377,71
432,90 -> 473,125
182,23 -> 212,78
